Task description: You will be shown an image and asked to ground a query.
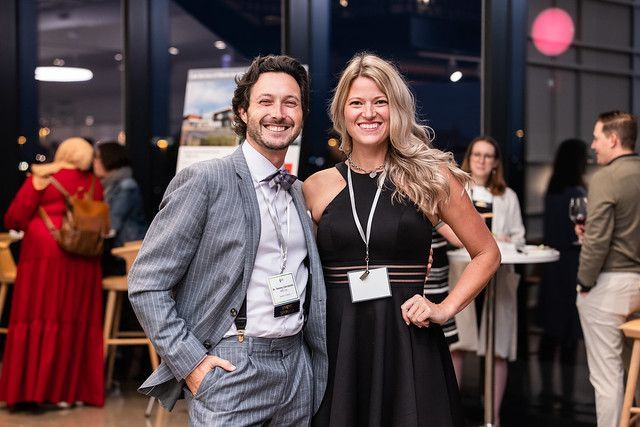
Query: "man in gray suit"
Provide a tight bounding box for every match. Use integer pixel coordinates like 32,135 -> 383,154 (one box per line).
128,55 -> 327,426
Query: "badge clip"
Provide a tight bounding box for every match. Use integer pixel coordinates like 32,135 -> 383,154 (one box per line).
359,252 -> 370,280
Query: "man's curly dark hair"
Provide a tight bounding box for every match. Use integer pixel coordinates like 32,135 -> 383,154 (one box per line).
231,55 -> 309,140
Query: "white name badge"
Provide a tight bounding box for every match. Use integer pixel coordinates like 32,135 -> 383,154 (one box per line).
347,267 -> 392,303
267,272 -> 299,305
267,272 -> 300,318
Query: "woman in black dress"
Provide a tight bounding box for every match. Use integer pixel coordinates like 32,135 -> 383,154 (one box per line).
304,53 -> 500,426
536,138 -> 588,408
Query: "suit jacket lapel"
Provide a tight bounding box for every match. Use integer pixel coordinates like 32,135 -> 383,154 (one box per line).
232,147 -> 261,293
289,183 -> 314,258
290,182 -> 323,287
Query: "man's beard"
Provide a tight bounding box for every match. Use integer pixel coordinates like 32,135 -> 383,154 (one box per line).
246,121 -> 301,151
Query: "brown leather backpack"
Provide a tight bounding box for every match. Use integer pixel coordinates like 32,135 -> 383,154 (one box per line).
39,176 -> 110,257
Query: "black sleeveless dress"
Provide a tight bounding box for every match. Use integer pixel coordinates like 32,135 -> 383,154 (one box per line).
313,163 -> 465,427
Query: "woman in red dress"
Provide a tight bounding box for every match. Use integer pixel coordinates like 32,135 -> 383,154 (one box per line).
0,137 -> 104,407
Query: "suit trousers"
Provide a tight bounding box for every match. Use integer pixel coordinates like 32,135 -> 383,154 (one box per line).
576,272 -> 640,427
184,332 -> 313,427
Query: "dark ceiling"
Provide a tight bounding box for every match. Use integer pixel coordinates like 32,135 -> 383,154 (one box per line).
36,0 -> 481,140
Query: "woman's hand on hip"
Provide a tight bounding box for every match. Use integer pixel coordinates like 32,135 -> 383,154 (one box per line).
400,294 -> 451,328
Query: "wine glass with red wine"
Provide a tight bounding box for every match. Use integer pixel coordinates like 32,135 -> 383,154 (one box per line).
569,197 -> 587,244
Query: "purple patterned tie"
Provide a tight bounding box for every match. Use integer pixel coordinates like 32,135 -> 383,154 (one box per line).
262,169 -> 297,191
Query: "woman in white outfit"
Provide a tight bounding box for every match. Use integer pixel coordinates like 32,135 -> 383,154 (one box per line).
449,136 -> 525,426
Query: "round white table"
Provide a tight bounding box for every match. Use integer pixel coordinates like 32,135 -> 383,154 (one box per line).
448,243 -> 559,427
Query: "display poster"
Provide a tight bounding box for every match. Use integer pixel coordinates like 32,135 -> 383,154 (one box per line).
177,67 -> 301,174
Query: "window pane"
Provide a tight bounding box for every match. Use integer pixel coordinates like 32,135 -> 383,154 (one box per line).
38,0 -> 123,155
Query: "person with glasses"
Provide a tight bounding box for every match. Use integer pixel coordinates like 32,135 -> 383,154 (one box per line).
448,136 -> 525,426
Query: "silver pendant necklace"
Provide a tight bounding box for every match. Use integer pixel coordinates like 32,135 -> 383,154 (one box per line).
347,154 -> 385,178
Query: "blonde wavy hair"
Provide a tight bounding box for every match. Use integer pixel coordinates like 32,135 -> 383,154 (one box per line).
330,53 -> 469,217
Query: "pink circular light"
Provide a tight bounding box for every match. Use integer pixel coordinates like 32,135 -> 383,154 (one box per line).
531,8 -> 575,56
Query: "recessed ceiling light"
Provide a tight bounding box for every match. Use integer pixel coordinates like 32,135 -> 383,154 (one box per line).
168,47 -> 179,55
53,58 -> 65,66
35,66 -> 93,82
114,53 -> 123,61
214,40 -> 226,50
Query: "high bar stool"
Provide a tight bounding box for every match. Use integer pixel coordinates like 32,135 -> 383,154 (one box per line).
0,233 -> 21,335
619,318 -> 640,427
102,241 -> 159,391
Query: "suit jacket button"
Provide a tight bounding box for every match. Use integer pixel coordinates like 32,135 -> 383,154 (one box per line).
203,339 -> 212,349
230,308 -> 238,317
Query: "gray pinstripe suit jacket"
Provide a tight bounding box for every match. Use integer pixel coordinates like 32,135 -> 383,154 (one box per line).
128,147 -> 328,411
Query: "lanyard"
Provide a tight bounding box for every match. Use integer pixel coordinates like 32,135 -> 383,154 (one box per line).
257,180 -> 291,273
347,167 -> 384,278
